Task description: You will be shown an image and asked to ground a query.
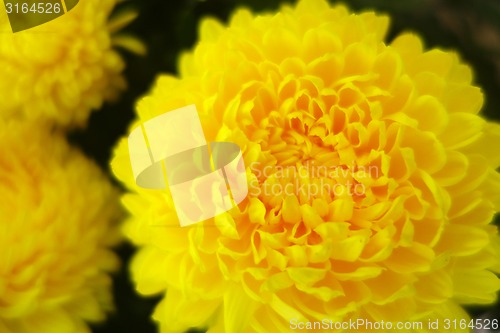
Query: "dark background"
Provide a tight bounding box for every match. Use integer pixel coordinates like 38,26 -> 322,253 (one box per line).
69,0 -> 500,332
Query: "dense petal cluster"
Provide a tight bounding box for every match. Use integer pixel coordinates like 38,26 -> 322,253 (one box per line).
112,0 -> 500,332
0,121 -> 122,333
0,0 -> 139,127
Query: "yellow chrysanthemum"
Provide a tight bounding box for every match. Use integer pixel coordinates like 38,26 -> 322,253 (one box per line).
0,121 -> 122,333
112,0 -> 500,332
0,0 -> 143,127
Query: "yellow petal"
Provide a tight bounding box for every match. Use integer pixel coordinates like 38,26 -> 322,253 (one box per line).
414,269 -> 453,303
282,195 -> 301,224
385,242 -> 435,273
436,224 -> 489,256
112,34 -> 147,56
453,270 -> 500,304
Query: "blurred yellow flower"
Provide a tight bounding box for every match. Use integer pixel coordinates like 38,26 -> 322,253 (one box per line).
0,0 -> 144,128
112,0 -> 500,331
0,121 -> 122,333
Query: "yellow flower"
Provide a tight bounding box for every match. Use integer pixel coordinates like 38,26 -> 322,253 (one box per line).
111,0 -> 500,331
0,0 -> 144,128
0,120 -> 122,333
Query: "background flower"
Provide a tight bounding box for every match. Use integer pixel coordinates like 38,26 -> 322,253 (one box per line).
0,120 -> 122,333
111,0 -> 500,332
0,0 -> 143,128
